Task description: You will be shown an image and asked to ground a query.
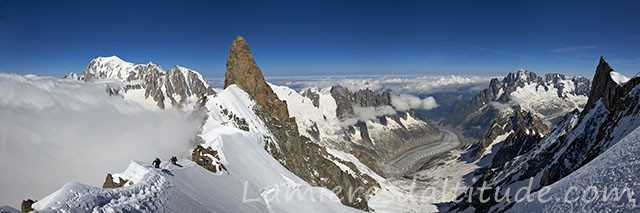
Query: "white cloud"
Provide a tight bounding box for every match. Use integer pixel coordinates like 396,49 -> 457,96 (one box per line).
421,96 -> 439,110
489,101 -> 512,112
266,75 -> 493,96
0,74 -> 200,207
340,105 -> 397,127
391,94 -> 439,111
338,94 -> 438,127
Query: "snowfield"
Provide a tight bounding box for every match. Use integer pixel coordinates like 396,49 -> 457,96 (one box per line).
34,147 -> 357,212
510,125 -> 640,212
508,73 -> 588,121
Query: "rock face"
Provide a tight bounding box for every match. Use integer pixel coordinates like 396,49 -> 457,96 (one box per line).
225,36 -> 290,123
301,88 -> 320,108
451,57 -> 640,212
327,86 -> 440,161
224,36 -> 377,210
469,107 -> 549,162
192,144 -> 227,173
330,85 -> 356,119
330,86 -> 393,119
583,56 -> 640,113
68,56 -> 215,109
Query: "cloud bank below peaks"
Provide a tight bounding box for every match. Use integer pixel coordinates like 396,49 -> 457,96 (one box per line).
266,75 -> 493,95
340,93 -> 438,127
391,94 -> 439,111
0,74 -> 200,207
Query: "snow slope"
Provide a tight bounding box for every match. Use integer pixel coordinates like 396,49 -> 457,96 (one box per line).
610,71 -> 630,85
269,84 -> 344,146
34,157 -> 357,212
510,126 -> 640,212
32,85 -> 361,212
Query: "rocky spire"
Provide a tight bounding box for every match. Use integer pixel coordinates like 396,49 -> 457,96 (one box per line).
583,56 -> 618,112
224,36 -> 261,88
223,36 -> 378,210
224,36 -> 289,120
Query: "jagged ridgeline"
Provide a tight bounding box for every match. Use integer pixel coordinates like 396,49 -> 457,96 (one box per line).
67,56 -> 216,109
448,69 -> 590,139
224,36 -> 378,210
452,57 -> 640,212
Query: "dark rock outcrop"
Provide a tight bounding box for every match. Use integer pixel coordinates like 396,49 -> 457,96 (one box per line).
102,173 -> 129,189
20,199 -> 36,213
330,85 -> 355,119
301,88 -> 320,108
224,36 -> 377,210
469,108 -> 549,162
352,88 -> 392,107
582,56 -> 640,113
192,144 -> 227,173
351,149 -> 385,177
329,86 -> 393,120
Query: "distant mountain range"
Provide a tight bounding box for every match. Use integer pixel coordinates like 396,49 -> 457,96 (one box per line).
65,55 -> 214,109
5,35 -> 639,213
451,57 -> 640,212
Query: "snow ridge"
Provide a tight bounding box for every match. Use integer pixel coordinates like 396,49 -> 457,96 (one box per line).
31,85 -> 362,213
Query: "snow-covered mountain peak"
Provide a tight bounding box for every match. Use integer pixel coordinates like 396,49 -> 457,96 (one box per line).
93,55 -> 127,63
169,65 -> 202,79
448,69 -> 591,140
70,56 -> 216,109
144,61 -> 162,68
84,56 -> 136,81
543,73 -> 566,82
505,69 -> 537,83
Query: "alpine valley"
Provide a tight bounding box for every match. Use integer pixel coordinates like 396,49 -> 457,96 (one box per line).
1,36 -> 639,213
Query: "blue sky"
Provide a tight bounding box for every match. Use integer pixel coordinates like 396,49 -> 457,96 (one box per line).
0,0 -> 639,78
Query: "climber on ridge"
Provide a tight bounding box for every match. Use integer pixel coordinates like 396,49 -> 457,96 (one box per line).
170,156 -> 178,165
153,158 -> 161,169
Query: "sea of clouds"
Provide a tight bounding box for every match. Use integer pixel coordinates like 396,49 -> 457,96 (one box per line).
0,74 -> 200,207
266,75 -> 493,95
